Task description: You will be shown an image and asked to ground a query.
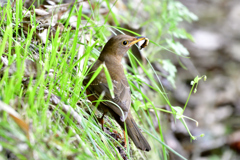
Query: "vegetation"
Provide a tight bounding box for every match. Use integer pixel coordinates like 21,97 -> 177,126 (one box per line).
0,0 -> 201,159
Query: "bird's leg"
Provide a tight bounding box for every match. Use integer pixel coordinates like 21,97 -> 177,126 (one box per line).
97,112 -> 106,131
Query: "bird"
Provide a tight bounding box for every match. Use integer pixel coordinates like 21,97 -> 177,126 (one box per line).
83,34 -> 151,151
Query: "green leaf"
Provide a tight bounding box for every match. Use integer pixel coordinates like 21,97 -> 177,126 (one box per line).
161,59 -> 177,87
103,63 -> 115,99
81,64 -> 104,96
172,106 -> 183,119
166,39 -> 189,56
170,28 -> 194,41
133,100 -> 141,111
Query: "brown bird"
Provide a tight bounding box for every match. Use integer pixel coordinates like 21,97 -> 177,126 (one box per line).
83,35 -> 151,151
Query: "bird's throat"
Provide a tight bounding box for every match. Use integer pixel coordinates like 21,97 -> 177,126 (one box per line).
99,53 -> 123,65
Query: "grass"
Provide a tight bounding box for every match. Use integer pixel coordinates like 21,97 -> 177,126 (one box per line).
0,0 -> 200,159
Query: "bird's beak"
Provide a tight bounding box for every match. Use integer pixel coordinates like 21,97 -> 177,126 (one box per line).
128,36 -> 146,47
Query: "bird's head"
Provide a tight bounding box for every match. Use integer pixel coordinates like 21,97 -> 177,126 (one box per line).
99,35 -> 146,63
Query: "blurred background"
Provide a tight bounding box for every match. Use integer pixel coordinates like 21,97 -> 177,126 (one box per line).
167,0 -> 240,159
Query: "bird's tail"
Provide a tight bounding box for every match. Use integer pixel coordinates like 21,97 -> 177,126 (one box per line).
112,111 -> 151,151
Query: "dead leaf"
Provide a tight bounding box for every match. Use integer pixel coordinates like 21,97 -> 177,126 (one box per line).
0,101 -> 29,139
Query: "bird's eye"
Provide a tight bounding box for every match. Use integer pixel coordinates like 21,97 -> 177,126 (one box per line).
122,41 -> 128,45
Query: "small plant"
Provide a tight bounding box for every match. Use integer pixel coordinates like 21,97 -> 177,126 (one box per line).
0,0 -> 200,159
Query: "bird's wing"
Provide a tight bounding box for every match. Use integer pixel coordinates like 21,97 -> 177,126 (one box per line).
84,72 -> 131,121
